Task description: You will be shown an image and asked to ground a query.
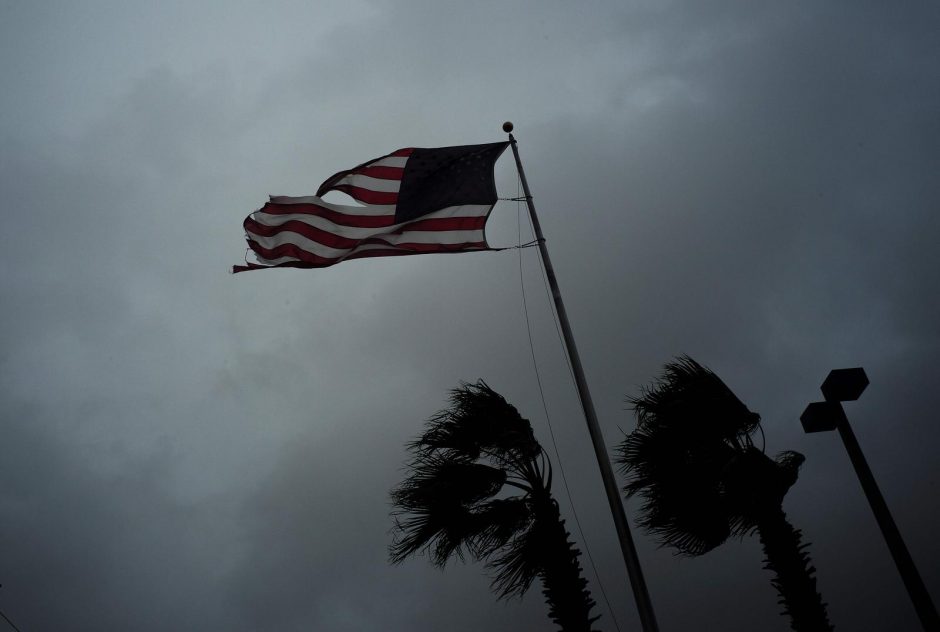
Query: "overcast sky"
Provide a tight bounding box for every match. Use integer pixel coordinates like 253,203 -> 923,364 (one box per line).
1,1 -> 938,630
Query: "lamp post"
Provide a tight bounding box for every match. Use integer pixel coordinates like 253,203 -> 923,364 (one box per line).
801,368 -> 939,631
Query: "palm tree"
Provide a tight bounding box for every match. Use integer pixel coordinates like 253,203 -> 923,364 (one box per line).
616,357 -> 832,632
390,380 -> 600,632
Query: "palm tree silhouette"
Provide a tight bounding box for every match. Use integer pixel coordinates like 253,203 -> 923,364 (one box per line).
616,357 -> 832,632
390,380 -> 599,632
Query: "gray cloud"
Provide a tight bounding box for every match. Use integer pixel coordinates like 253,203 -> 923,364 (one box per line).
1,1 -> 937,630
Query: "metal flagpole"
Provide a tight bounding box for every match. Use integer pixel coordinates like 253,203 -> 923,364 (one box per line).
504,123 -> 660,632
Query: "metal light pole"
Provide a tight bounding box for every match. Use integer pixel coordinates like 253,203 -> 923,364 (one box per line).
801,368 -> 939,631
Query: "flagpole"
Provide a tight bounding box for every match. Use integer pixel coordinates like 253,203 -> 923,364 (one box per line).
504,124 -> 660,632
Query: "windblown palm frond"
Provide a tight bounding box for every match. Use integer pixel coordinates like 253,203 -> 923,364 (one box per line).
617,357 -> 832,631
391,380 -> 598,632
619,356 -> 761,554
390,459 -> 509,565
390,381 -> 544,571
619,413 -> 737,554
417,380 -> 541,461
630,356 -> 761,447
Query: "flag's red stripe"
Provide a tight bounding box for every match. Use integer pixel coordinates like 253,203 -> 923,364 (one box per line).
245,218 -> 361,250
389,148 -> 414,158
256,206 -> 488,232
234,249 -> 423,272
247,239 -> 488,266
331,184 -> 398,205
353,165 -> 405,180
247,240 -> 339,266
245,216 -> 487,248
257,203 -> 396,228
235,243 -> 491,273
232,263 -> 266,273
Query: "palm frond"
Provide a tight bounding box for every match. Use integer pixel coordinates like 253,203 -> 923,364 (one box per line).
390,458 -> 510,565
415,381 -> 541,465
629,356 -> 760,446
470,497 -> 534,559
487,517 -> 544,598
389,501 -> 477,566
392,459 -> 508,511
391,381 -> 600,629
617,356 -> 767,553
390,381 -> 543,570
618,358 -> 830,631
618,413 -> 739,554
775,450 -> 805,488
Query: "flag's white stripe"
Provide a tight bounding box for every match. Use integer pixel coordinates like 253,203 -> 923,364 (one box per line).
247,228 -> 486,260
252,237 -> 485,267
334,173 -> 401,193
250,212 -> 393,238
368,155 -> 409,169
249,204 -> 491,239
245,203 -> 492,266
267,195 -> 395,216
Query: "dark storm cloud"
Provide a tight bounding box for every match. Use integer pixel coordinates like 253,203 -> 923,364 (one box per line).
0,400 -> 243,631
1,1 -> 937,631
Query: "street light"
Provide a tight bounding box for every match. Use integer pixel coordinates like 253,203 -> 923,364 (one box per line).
801,368 -> 939,631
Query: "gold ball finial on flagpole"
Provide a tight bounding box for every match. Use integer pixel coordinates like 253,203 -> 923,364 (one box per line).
502,121 -> 514,133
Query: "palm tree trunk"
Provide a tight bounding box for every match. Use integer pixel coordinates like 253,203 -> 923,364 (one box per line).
532,494 -> 600,632
756,506 -> 833,632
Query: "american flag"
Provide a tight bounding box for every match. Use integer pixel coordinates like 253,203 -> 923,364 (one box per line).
233,142 -> 509,272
